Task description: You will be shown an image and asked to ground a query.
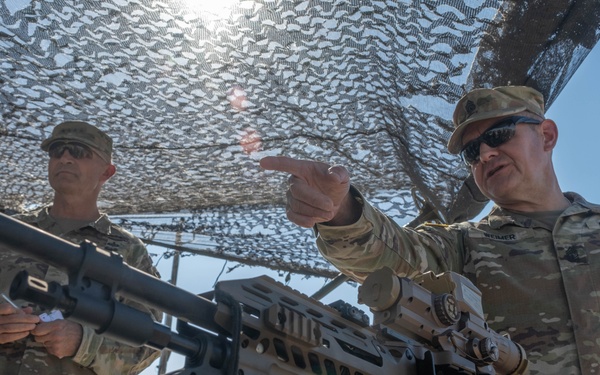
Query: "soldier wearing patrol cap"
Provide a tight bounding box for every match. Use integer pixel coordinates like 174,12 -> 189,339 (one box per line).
0,121 -> 161,375
261,86 -> 600,374
41,120 -> 114,163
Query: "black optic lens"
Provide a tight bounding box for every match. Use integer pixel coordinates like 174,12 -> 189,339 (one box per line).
49,142 -> 93,159
460,116 -> 540,166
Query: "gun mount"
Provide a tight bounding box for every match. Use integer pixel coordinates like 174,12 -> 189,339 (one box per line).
0,213 -> 528,374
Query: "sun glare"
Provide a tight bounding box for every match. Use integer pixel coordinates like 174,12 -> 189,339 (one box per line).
180,0 -> 239,21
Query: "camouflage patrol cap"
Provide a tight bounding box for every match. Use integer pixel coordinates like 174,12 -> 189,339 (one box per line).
41,121 -> 113,162
447,86 -> 545,154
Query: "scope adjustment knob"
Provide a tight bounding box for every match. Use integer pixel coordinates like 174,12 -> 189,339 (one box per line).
433,293 -> 460,326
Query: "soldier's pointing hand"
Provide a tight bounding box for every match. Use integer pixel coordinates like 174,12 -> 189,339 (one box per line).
260,156 -> 360,228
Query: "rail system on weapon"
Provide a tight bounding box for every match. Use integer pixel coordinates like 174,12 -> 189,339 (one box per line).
0,213 -> 528,374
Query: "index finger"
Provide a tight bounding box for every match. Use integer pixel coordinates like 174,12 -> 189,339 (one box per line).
260,156 -> 328,177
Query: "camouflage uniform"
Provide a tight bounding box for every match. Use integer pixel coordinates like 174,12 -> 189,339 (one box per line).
316,188 -> 600,375
0,207 -> 162,375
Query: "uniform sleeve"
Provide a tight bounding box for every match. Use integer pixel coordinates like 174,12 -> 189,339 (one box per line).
72,237 -> 163,375
315,188 -> 465,283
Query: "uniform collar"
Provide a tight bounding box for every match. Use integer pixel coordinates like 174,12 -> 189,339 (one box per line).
484,192 -> 600,229
33,206 -> 113,235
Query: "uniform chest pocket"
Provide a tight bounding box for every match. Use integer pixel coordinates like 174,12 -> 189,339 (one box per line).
558,217 -> 600,265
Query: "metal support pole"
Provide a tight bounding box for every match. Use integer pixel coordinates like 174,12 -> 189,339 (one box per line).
157,231 -> 181,374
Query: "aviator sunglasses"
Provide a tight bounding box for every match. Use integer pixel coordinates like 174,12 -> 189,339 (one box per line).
460,116 -> 542,166
48,141 -> 95,160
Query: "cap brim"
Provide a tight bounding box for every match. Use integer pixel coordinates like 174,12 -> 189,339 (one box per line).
41,138 -> 111,162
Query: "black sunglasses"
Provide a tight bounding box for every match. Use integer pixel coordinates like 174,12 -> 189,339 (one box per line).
460,116 -> 542,166
48,141 -> 94,160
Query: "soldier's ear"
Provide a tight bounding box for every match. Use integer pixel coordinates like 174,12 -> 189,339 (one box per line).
100,164 -> 116,182
539,119 -> 558,151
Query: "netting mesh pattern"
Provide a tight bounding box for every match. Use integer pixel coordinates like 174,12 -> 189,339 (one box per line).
113,188 -> 416,277
1,0 -> 599,275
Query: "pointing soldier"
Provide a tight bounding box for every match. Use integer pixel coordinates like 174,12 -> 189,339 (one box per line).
261,86 -> 600,374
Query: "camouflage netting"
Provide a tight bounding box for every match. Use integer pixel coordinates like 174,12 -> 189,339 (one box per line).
1,0 -> 599,277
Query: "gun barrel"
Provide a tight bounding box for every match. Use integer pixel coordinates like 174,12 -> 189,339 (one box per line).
0,212 -> 227,335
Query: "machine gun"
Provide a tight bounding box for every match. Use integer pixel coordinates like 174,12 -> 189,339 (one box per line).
0,213 -> 528,374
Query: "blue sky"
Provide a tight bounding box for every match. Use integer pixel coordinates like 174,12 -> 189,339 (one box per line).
550,44 -> 600,203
